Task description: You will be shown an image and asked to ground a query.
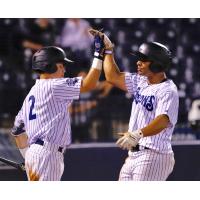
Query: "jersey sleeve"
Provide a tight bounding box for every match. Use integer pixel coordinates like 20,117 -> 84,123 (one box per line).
52,77 -> 82,101
155,89 -> 179,125
11,109 -> 26,136
125,72 -> 139,95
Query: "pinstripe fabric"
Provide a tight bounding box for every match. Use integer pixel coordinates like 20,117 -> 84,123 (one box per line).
25,144 -> 64,181
119,150 -> 175,181
15,77 -> 82,181
118,73 -> 179,181
125,72 -> 179,153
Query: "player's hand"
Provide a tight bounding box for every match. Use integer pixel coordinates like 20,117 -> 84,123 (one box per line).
89,28 -> 114,51
116,130 -> 143,150
93,33 -> 105,60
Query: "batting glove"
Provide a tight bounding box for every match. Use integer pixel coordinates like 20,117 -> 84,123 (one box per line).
116,130 -> 143,150
93,33 -> 105,61
89,28 -> 114,54
89,29 -> 105,70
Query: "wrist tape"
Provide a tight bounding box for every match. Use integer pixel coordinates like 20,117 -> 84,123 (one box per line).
91,58 -> 103,71
94,52 -> 104,60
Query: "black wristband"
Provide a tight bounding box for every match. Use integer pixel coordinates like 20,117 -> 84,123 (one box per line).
94,52 -> 104,60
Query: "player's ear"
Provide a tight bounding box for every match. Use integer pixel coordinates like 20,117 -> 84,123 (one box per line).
55,63 -> 64,71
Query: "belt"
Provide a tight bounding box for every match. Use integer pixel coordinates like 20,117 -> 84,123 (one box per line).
131,144 -> 150,152
34,139 -> 63,153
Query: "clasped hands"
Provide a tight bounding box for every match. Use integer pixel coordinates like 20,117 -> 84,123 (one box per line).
88,28 -> 114,53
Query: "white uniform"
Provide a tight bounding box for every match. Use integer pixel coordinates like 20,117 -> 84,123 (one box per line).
13,77 -> 82,181
119,73 -> 179,181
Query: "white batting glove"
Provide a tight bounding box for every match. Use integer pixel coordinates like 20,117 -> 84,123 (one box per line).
116,130 -> 143,150
88,28 -> 114,53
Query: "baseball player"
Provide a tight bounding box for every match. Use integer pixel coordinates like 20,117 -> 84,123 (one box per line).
89,29 -> 179,181
10,33 -> 105,181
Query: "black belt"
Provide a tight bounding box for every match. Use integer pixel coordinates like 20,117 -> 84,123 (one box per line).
131,144 -> 150,152
35,139 -> 63,153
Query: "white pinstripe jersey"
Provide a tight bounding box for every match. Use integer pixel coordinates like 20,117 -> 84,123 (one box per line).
125,73 -> 179,153
14,77 -> 82,147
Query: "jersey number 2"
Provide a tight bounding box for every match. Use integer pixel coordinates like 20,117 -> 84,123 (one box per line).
29,95 -> 36,120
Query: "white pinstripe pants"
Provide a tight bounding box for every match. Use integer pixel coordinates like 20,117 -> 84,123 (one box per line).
119,149 -> 175,181
25,144 -> 64,181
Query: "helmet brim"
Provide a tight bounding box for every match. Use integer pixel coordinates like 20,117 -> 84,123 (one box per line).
130,51 -> 150,61
64,57 -> 74,63
63,57 -> 74,67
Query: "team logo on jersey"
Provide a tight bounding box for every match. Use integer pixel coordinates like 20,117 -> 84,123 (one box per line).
66,78 -> 78,86
133,87 -> 155,111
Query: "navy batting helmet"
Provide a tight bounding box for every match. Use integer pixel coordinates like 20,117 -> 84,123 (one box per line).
32,46 -> 73,73
131,42 -> 172,73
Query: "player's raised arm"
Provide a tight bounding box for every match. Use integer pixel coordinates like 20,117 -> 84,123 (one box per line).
103,54 -> 127,91
80,31 -> 104,93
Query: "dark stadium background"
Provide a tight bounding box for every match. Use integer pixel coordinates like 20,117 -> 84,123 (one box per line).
0,18 -> 199,180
